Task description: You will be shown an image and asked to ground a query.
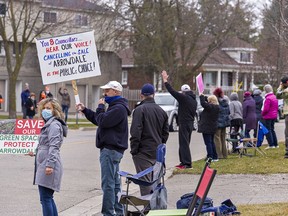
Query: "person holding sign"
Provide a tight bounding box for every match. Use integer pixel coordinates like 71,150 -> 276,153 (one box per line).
161,70 -> 197,169
32,98 -> 67,216
76,81 -> 131,216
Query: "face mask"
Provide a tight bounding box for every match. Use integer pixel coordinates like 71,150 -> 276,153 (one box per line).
42,109 -> 53,120
104,96 -> 121,104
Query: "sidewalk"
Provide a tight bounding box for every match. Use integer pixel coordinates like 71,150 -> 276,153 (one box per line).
59,162 -> 288,216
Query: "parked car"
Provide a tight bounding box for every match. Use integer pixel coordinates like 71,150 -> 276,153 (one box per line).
277,99 -> 284,122
154,93 -> 203,132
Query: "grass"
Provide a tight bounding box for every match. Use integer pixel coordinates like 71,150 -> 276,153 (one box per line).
173,143 -> 288,215
173,143 -> 288,175
238,202 -> 288,216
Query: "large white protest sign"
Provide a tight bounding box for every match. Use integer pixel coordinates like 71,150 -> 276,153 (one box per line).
35,31 -> 101,85
0,119 -> 44,154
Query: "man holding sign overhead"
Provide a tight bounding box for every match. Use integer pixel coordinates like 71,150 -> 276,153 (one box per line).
76,81 -> 131,216
161,70 -> 197,169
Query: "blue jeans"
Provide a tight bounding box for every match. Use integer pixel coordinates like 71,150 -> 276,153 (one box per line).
38,185 -> 58,216
100,148 -> 124,216
61,105 -> 69,122
202,133 -> 218,160
262,119 -> 278,147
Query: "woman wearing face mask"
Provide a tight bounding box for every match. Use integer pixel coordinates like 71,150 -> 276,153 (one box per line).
32,98 -> 68,216
25,92 -> 37,119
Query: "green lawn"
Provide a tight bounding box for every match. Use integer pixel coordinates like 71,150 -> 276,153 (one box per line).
173,143 -> 288,175
173,143 -> 288,215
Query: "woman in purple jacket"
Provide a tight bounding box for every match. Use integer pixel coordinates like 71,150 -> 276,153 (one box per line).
243,91 -> 257,138
262,84 -> 279,149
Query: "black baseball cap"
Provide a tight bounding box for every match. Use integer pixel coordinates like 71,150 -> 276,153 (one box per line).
281,76 -> 288,83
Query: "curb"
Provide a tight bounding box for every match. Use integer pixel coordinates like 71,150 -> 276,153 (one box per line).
59,168 -> 174,216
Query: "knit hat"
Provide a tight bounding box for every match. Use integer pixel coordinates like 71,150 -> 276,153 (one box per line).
141,83 -> 155,96
253,89 -> 262,96
181,84 -> 190,92
244,91 -> 251,97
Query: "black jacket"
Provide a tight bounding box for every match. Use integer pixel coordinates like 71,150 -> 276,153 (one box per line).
130,98 -> 169,159
25,98 -> 37,117
83,97 -> 131,154
198,95 -> 219,134
164,82 -> 197,123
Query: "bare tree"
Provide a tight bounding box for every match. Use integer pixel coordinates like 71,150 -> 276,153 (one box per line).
257,0 -> 288,86
106,0 -> 257,88
0,0 -> 74,118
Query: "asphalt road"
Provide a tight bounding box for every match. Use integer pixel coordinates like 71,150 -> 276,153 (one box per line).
0,120 -> 285,216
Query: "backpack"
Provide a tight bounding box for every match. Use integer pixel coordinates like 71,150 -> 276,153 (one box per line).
176,192 -> 213,209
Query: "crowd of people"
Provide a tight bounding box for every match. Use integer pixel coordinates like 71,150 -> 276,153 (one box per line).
22,74 -> 288,216
20,83 -> 71,122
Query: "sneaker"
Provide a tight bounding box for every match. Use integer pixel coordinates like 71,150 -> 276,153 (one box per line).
175,164 -> 184,168
275,146 -> 279,148
212,159 -> 219,162
176,165 -> 193,170
265,146 -> 275,150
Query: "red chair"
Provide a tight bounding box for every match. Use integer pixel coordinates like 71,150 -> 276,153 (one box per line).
186,158 -> 217,216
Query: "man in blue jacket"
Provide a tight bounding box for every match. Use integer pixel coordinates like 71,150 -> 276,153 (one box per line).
77,81 -> 131,216
130,83 -> 169,195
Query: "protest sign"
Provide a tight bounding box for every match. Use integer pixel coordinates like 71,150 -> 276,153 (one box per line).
35,31 -> 101,85
196,73 -> 204,95
0,119 -> 44,154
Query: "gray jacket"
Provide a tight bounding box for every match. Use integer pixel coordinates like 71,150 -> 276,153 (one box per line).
229,93 -> 243,120
33,117 -> 68,192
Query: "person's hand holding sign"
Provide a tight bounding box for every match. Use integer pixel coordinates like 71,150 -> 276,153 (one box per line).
76,103 -> 86,112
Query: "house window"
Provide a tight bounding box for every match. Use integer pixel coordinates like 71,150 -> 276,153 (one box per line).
44,12 -> 57,23
0,3 -> 6,17
240,52 -> 251,63
12,42 -> 22,55
203,72 -> 217,89
122,70 -> 128,85
75,14 -> 88,26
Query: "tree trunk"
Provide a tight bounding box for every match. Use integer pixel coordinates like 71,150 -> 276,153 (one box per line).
8,75 -> 17,119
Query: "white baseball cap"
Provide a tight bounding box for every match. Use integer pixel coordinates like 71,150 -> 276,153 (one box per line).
181,84 -> 190,92
100,81 -> 123,92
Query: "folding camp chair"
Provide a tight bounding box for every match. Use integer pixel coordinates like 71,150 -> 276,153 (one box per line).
235,121 -> 268,157
119,144 -> 166,216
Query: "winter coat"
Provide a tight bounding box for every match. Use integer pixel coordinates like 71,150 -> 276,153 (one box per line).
34,117 -> 68,192
58,89 -> 71,107
262,92 -> 278,120
253,94 -> 263,120
21,89 -> 30,106
83,97 -> 131,154
217,97 -> 230,128
229,93 -> 243,120
130,97 -> 169,159
198,95 -> 220,134
164,82 -> 197,123
25,98 -> 37,117
277,85 -> 288,115
243,95 -> 257,130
